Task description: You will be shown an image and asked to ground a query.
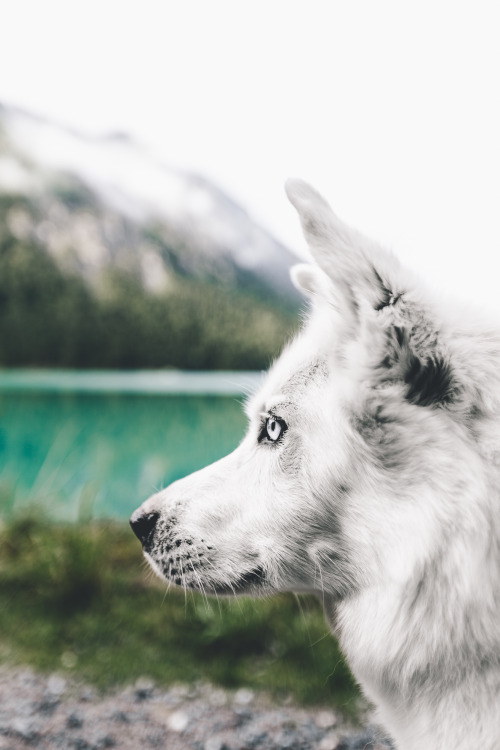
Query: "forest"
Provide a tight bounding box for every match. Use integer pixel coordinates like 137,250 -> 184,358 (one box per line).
0,194 -> 297,370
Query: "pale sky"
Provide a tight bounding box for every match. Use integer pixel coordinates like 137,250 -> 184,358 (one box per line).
1,0 -> 500,310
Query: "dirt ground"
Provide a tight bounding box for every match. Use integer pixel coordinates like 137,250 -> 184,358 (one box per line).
0,668 -> 394,750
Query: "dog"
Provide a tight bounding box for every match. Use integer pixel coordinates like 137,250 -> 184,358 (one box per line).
131,180 -> 500,749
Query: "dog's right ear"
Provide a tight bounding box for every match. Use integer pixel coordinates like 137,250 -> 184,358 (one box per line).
285,178 -> 404,313
286,179 -> 459,410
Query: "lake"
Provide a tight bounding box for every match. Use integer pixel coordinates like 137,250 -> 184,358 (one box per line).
0,370 -> 262,520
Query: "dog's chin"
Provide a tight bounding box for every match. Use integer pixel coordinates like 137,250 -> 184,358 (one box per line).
144,553 -> 268,596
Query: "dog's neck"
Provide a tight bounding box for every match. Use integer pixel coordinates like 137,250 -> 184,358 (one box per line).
323,534 -> 500,750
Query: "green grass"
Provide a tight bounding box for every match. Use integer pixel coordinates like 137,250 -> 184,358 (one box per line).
0,513 -> 360,712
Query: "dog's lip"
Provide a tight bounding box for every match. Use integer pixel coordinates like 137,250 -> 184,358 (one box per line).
208,565 -> 266,595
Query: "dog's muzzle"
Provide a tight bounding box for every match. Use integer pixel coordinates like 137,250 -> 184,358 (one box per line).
129,509 -> 159,549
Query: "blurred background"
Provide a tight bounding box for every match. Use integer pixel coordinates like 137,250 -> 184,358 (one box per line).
0,0 -> 499,715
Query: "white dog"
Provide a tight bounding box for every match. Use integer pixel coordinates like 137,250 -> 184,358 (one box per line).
131,180 -> 500,749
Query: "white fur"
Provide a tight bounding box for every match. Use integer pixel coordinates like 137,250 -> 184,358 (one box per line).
132,180 -> 500,749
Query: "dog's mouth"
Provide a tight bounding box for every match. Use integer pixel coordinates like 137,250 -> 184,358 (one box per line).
208,565 -> 267,595
143,540 -> 267,595
131,508 -> 268,595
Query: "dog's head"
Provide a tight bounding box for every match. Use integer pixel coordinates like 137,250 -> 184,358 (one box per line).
131,180 -> 496,604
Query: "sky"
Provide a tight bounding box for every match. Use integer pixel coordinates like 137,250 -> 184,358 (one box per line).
1,0 -> 500,310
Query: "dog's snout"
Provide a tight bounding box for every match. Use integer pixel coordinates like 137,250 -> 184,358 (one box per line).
130,510 -> 160,546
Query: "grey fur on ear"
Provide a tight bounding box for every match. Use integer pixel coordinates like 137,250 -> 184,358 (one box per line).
285,178 -> 407,315
285,178 -> 341,249
380,324 -> 458,408
285,178 -> 383,310
285,178 -> 333,217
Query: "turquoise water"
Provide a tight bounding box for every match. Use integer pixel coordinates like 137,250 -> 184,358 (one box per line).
0,371 -> 262,520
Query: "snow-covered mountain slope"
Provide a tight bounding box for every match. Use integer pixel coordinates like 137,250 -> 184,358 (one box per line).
0,104 -> 300,303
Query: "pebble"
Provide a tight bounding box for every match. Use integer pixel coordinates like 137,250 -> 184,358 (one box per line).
111,710 -> 130,724
10,716 -> 40,742
209,687 -> 228,706
244,731 -> 269,747
134,677 -> 155,701
204,737 -> 230,750
67,712 -> 84,728
233,707 -> 252,726
72,739 -> 91,749
80,687 -> 97,702
166,708 -> 190,732
36,698 -> 60,715
96,736 -> 117,748
315,710 -> 338,729
47,675 -> 66,696
319,733 -> 341,750
233,687 -> 254,705
170,683 -> 190,699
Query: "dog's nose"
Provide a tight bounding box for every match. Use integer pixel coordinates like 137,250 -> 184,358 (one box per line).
129,510 -> 160,546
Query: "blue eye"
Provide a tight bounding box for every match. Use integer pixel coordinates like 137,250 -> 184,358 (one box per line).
259,416 -> 287,443
266,418 -> 282,441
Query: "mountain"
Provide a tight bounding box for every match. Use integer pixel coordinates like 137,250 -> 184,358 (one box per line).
0,104 -> 300,303
0,105 -> 300,370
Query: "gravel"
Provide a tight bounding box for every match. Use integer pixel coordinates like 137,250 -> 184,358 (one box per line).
0,668 -> 394,750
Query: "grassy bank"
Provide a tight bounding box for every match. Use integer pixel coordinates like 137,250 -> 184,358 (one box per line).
0,514 -> 359,711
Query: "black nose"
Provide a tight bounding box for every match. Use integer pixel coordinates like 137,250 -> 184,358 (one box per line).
130,510 -> 160,546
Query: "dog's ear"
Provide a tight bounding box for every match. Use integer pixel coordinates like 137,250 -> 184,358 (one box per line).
286,179 -> 457,409
290,263 -> 332,299
285,178 -> 403,312
376,324 -> 457,408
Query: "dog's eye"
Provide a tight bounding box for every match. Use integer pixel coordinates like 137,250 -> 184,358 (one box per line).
259,416 -> 287,443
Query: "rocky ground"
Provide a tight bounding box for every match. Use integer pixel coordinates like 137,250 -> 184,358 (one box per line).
0,668 -> 394,750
